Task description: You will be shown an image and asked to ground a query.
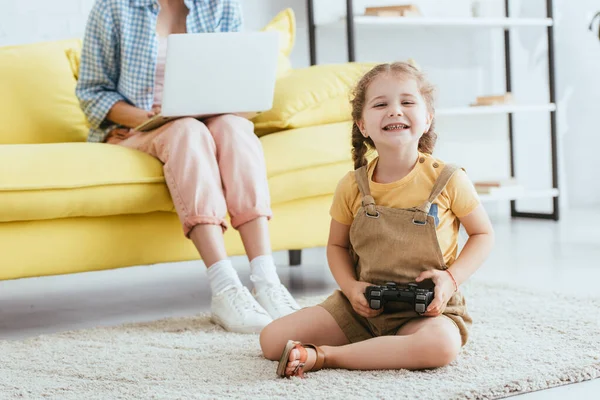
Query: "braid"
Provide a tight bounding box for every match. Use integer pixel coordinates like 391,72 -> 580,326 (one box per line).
351,123 -> 375,170
351,124 -> 367,170
418,118 -> 437,154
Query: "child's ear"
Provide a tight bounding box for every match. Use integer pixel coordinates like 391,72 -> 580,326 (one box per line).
425,112 -> 433,131
356,120 -> 367,137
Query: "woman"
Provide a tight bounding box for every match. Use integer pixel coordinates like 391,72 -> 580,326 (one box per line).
76,0 -> 299,334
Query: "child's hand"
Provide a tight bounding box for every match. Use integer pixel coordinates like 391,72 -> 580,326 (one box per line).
415,270 -> 457,317
344,281 -> 384,319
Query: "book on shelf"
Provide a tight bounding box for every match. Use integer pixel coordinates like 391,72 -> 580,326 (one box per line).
364,5 -> 422,17
474,177 -> 518,188
470,93 -> 514,107
474,178 -> 524,196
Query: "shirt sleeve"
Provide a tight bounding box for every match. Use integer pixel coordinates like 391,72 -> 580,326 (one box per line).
220,0 -> 243,32
75,0 -> 126,130
329,172 -> 356,226
445,168 -> 481,218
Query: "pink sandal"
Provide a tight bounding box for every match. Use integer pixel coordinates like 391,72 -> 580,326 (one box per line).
276,340 -> 326,378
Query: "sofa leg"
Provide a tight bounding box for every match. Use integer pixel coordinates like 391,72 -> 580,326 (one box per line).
289,250 -> 302,266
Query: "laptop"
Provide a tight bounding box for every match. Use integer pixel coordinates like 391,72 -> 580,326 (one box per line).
134,31 -> 280,132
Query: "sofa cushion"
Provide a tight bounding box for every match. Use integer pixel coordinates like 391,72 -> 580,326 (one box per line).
0,39 -> 89,144
261,121 -> 354,204
261,8 -> 295,79
0,143 -> 173,223
252,63 -> 376,136
0,122 -> 354,223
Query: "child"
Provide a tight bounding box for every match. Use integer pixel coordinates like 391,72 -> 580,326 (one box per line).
259,61 -> 494,377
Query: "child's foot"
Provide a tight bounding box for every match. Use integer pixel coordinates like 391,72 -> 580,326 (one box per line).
276,340 -> 326,378
285,346 -> 316,378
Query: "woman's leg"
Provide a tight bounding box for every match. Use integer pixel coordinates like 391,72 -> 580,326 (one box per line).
204,115 -> 299,319
203,115 -> 272,258
117,119 -> 228,245
113,119 -> 272,332
282,316 -> 461,375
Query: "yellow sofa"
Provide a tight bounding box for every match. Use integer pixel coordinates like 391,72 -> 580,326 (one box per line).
0,10 -> 374,281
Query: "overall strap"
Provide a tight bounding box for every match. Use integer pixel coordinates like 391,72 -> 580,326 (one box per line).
414,164 -> 460,224
354,166 -> 378,217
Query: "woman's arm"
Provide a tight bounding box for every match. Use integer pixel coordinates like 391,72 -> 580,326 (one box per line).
75,3 -> 128,129
447,204 -> 495,286
220,0 -> 244,32
106,101 -> 155,129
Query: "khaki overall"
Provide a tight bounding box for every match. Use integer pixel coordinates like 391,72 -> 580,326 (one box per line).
320,163 -> 472,346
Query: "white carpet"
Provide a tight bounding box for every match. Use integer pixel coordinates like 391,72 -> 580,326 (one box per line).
1,281 -> 599,400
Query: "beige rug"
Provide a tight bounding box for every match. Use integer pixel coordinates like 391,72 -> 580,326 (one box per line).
1,281 -> 599,400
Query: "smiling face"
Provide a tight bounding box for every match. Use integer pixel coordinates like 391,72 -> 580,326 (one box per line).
356,72 -> 432,151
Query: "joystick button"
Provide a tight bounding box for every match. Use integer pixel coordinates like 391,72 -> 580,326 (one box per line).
371,291 -> 381,297
416,294 -> 426,301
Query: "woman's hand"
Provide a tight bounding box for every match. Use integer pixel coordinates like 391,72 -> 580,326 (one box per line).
107,102 -> 160,129
343,281 -> 384,319
148,105 -> 161,118
415,269 -> 457,317
109,127 -> 134,140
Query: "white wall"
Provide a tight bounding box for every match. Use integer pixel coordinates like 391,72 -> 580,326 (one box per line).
553,0 -> 600,208
1,0 -> 598,209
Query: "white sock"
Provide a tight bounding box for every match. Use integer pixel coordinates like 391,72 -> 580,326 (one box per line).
250,254 -> 281,290
207,259 -> 243,295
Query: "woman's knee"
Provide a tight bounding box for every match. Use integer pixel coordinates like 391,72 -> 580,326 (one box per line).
170,117 -> 205,131
205,114 -> 250,131
167,118 -> 211,140
206,114 -> 258,142
155,118 -> 213,152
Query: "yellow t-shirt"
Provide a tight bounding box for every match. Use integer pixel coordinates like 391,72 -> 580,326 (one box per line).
330,153 -> 481,266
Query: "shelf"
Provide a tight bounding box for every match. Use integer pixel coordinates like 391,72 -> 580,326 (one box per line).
332,16 -> 554,28
305,0 -> 560,219
479,188 -> 559,202
437,103 -> 556,116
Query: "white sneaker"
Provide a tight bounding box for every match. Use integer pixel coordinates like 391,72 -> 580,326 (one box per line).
253,283 -> 301,320
210,285 -> 273,334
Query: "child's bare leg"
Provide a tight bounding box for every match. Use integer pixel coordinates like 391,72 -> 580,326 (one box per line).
260,306 -> 348,363
295,315 -> 461,373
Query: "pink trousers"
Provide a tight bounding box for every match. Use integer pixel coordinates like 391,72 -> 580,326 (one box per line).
107,115 -> 272,236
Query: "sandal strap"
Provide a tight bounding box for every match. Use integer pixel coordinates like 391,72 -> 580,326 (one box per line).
302,343 -> 325,371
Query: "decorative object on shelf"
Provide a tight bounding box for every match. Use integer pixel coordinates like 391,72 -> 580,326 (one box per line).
470,93 -> 513,106
364,5 -> 422,17
589,11 -> 600,41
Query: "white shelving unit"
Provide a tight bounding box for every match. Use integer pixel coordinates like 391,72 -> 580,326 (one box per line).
479,188 -> 559,202
324,16 -> 554,28
437,103 -> 556,116
304,0 -> 560,221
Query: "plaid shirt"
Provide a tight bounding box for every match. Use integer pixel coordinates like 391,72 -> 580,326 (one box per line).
76,0 -> 243,143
